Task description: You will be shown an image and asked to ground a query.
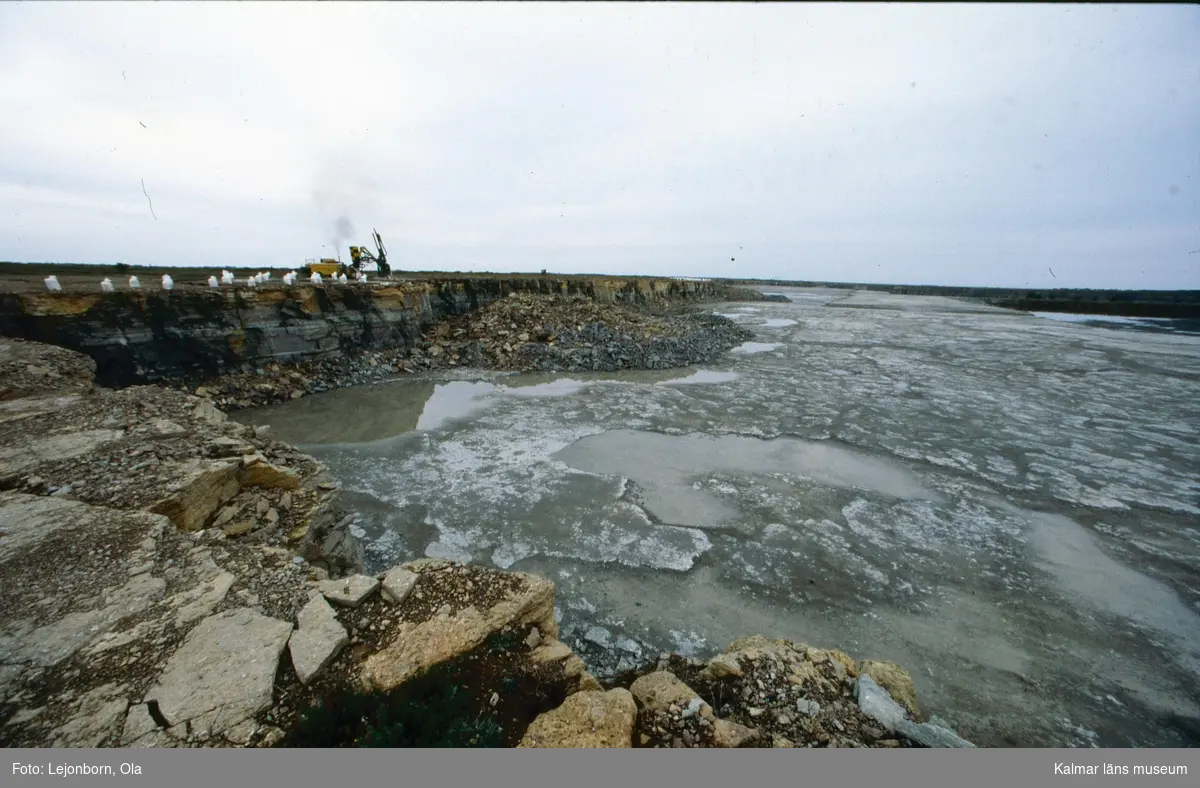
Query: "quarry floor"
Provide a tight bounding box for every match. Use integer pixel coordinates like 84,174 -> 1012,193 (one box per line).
236,288 -> 1200,748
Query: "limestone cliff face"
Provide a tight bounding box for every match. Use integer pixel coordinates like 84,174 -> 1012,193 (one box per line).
0,277 -> 751,388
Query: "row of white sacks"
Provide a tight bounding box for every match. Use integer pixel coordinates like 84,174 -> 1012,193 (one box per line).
44,270 -> 369,292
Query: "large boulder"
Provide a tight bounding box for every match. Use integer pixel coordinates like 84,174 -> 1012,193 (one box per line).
703,652 -> 744,680
710,717 -> 760,748
518,689 -> 636,748
360,559 -> 557,691
238,459 -> 301,490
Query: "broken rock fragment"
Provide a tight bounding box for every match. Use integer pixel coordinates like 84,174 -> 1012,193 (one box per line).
318,574 -> 380,608
710,717 -> 760,748
288,595 -> 349,685
518,689 -> 636,748
149,458 -> 240,532
137,608 -> 292,742
857,659 -> 920,719
238,461 -> 301,490
380,566 -> 417,604
629,671 -> 710,715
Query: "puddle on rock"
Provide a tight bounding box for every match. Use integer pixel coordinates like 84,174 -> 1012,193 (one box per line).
731,342 -> 784,355
235,379 -> 437,446
1019,507 -> 1200,653
501,379 -> 592,398
415,381 -> 499,431
658,369 -> 741,386
554,430 -> 937,529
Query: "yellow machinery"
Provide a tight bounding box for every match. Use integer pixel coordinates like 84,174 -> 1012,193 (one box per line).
308,259 -> 343,277
305,230 -> 389,278
349,230 -> 390,277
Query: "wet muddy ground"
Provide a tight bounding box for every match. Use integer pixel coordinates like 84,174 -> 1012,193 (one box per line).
236,288 -> 1200,747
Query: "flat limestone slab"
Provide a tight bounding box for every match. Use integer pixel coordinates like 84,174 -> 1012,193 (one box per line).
856,674 -> 908,731
289,595 -> 349,685
318,574 -> 380,608
858,659 -> 920,718
143,608 -> 292,738
380,566 -> 417,604
856,674 -> 972,747
0,493 -> 168,668
0,429 -> 124,480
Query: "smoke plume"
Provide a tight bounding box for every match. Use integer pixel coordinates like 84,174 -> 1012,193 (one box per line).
333,216 -> 356,251
311,158 -> 380,258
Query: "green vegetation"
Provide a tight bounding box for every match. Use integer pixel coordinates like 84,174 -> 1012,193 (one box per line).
282,629 -> 570,748
284,662 -> 505,748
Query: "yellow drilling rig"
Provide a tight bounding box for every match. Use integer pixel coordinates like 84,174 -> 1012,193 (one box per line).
306,230 -> 391,278
349,230 -> 390,278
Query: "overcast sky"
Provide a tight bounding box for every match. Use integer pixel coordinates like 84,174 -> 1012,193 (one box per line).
1,3 -> 1197,288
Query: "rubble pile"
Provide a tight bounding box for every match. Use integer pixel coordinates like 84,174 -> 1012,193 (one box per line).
0,337 -> 98,401
428,293 -> 754,373
615,636 -> 974,748
163,349 -> 419,412
160,293 -> 754,411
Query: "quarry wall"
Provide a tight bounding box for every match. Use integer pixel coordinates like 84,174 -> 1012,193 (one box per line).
0,276 -> 760,387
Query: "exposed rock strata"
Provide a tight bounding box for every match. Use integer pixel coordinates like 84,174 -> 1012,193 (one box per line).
159,293 -> 755,412
0,276 -> 771,389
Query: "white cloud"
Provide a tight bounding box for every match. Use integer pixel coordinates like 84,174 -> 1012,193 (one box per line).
0,2 -> 1196,288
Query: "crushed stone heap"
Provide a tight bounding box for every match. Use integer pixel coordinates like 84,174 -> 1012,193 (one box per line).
426,293 -> 754,373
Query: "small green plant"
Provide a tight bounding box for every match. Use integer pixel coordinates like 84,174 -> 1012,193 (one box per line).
485,630 -> 524,654
285,663 -> 504,748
